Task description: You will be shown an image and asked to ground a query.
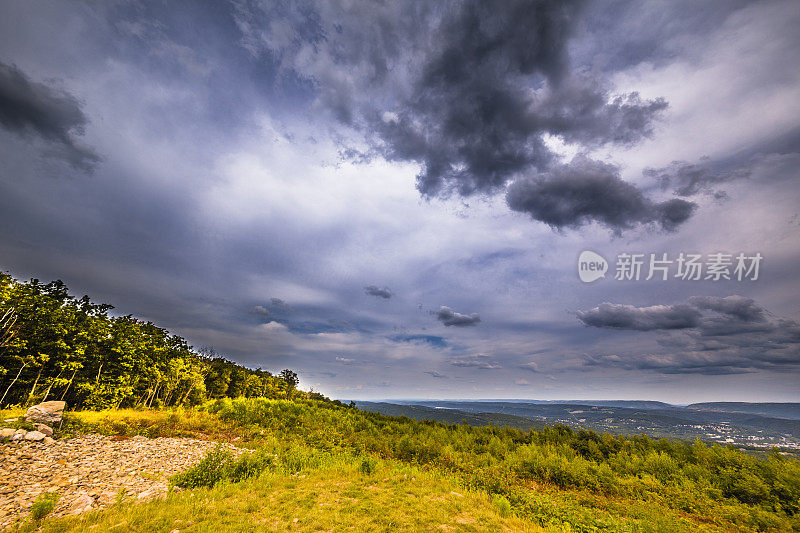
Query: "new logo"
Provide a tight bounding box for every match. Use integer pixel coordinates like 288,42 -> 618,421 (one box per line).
578,251 -> 608,283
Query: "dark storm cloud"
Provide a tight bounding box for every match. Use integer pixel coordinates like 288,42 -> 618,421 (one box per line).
371,1 -> 668,201
435,306 -> 481,327
236,0 -> 680,232
576,302 -> 701,331
364,285 -> 392,299
579,296 -> 800,374
644,158 -> 751,196
0,62 -> 99,170
506,156 -> 697,232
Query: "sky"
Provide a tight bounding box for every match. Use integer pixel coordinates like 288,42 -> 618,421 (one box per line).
0,0 -> 799,403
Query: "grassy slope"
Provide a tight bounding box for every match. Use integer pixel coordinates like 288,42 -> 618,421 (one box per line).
15,460 -> 539,532
4,403 -> 797,532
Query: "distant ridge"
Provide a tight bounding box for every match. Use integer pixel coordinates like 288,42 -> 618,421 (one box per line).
687,402 -> 800,420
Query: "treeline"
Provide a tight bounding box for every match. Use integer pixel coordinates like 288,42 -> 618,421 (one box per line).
0,273 -> 320,409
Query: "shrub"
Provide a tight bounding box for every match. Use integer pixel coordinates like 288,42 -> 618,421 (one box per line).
170,446 -> 276,489
170,446 -> 232,488
492,494 -> 512,517
359,456 -> 377,475
30,492 -> 59,521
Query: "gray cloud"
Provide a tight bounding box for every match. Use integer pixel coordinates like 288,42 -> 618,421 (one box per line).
436,306 -> 481,327
579,296 -> 800,374
364,285 -> 392,299
507,156 -> 696,232
577,302 -> 701,331
371,2 -> 668,202
448,356 -> 501,369
688,295 -> 766,322
0,61 -> 99,170
250,305 -> 271,317
270,298 -> 291,311
644,158 -> 751,196
235,1 -> 678,233
519,361 -> 539,372
424,370 -> 447,379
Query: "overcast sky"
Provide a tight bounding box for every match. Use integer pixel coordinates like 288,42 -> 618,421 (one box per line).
1,0 -> 799,402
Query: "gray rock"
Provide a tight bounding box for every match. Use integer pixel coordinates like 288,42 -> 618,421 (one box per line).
14,429 -> 27,435
35,423 -> 54,437
24,431 -> 46,441
0,428 -> 15,441
25,401 -> 66,424
43,436 -> 55,444
10,433 -> 24,441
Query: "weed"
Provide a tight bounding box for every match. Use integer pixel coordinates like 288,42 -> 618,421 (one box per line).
30,492 -> 59,521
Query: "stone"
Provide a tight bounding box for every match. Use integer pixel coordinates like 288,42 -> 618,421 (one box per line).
35,424 -> 54,437
67,493 -> 94,515
25,401 -> 66,424
0,434 -> 243,529
0,429 -> 14,441
24,431 -> 46,442
10,434 -> 23,442
43,437 -> 55,444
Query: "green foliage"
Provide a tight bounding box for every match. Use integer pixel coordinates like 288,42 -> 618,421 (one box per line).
492,494 -> 513,517
0,274 -> 312,409
359,456 -> 377,475
205,397 -> 800,531
170,446 -> 276,489
30,492 -> 59,520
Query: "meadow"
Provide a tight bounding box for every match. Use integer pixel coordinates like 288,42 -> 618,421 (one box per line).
6,397 -> 799,532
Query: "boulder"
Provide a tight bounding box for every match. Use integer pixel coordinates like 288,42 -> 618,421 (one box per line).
43,436 -> 55,444
0,428 -> 15,441
24,430 -> 46,441
25,401 -> 66,424
10,433 -> 24,441
35,423 -> 54,437
67,493 -> 94,515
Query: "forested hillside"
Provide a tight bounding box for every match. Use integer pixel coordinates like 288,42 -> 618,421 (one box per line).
0,273 -> 317,409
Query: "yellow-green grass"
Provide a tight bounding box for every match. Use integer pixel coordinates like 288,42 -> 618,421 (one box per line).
13,457 -> 542,532
5,404 -> 797,531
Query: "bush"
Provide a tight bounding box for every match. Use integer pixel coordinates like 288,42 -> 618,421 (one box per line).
30,492 -> 59,520
492,494 -> 512,517
170,446 -> 276,489
171,446 -> 232,488
359,456 -> 377,475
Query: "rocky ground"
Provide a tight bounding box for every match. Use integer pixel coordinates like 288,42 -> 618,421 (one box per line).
0,434 -> 242,530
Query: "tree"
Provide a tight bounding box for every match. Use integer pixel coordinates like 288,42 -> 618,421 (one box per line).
280,369 -> 299,389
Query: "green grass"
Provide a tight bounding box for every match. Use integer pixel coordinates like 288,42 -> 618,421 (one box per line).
14,451 -> 540,532
8,400 -> 800,532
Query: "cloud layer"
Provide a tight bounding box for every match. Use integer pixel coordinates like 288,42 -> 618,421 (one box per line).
233,0 -> 692,233
579,296 -> 800,374
0,61 -> 99,169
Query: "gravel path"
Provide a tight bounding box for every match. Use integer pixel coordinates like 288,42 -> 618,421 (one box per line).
0,434 -> 241,530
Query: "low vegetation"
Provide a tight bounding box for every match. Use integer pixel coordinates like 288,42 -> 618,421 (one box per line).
8,399 -> 799,532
